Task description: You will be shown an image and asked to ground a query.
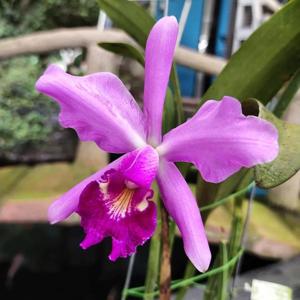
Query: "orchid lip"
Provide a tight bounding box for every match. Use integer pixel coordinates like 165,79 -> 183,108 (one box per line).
75,146 -> 159,260
77,178 -> 157,260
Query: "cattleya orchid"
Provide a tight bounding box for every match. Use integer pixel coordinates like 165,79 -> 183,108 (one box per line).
36,16 -> 278,272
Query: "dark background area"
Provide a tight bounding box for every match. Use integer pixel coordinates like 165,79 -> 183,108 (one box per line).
0,224 -> 276,300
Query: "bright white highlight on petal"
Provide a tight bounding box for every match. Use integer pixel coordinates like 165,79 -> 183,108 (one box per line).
137,199 -> 149,212
125,180 -> 139,189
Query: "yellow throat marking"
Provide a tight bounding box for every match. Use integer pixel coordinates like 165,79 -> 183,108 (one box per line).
108,188 -> 135,220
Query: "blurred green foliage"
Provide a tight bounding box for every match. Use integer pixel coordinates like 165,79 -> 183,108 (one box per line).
0,0 -> 98,38
0,0 -> 98,154
0,56 -> 59,151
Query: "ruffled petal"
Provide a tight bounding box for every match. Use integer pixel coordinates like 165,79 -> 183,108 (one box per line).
143,16 -> 178,145
77,146 -> 159,260
48,146 -> 158,224
157,160 -> 211,272
36,64 -> 146,153
158,96 -> 279,183
48,155 -> 125,224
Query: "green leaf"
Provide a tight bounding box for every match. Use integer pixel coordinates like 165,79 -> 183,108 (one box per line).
170,65 -> 184,124
98,42 -> 144,65
97,0 -> 155,47
197,0 -> 300,208
242,99 -> 300,188
201,0 -> 300,105
162,88 -> 176,134
273,68 -> 300,118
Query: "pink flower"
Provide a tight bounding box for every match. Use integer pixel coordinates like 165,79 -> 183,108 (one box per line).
35,17 -> 278,272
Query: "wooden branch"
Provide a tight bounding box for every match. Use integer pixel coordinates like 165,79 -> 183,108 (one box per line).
176,46 -> 226,76
0,28 -> 129,59
0,27 -> 226,75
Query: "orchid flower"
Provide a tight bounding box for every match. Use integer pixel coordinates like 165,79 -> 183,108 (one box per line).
35,16 -> 278,272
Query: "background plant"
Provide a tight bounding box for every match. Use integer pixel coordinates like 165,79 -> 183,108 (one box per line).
0,0 -> 98,154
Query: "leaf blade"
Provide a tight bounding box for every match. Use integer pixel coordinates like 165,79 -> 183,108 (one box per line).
201,0 -> 300,105
243,99 -> 300,188
97,0 -> 155,47
98,42 -> 144,65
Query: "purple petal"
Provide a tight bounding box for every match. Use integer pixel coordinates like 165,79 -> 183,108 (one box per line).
77,146 -> 159,260
120,145 -> 159,188
158,96 -> 279,183
48,156 -> 124,224
157,160 -> 211,272
36,65 -> 146,153
143,16 -> 178,145
48,146 -> 158,224
78,181 -> 156,260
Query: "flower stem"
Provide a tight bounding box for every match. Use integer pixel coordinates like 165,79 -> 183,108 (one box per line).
175,261 -> 195,300
144,188 -> 161,300
159,204 -> 171,300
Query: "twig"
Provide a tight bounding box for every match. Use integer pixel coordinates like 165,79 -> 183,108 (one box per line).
230,183 -> 256,299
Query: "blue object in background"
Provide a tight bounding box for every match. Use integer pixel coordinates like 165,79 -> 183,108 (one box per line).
255,187 -> 268,198
156,0 -> 204,97
215,0 -> 233,57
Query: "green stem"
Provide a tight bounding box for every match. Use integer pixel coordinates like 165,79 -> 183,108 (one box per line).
217,242 -> 229,300
171,249 -> 243,290
200,182 -> 254,213
228,197 -> 244,260
228,172 -> 253,260
203,254 -> 220,300
230,183 -> 256,297
204,173 -> 253,300
125,249 -> 244,298
203,242 -> 230,300
175,261 -> 195,300
143,187 -> 161,300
